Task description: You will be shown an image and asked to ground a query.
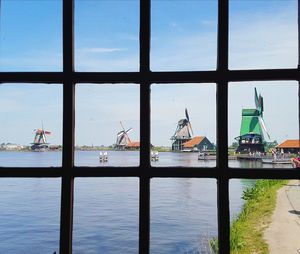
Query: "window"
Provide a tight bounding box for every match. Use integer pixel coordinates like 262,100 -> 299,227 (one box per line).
0,1 -> 299,253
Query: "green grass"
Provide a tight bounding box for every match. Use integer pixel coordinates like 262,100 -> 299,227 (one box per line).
210,179 -> 288,254
152,146 -> 172,152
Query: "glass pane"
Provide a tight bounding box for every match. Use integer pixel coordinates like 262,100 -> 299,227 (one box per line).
228,81 -> 299,168
0,178 -> 61,253
229,0 -> 298,70
151,0 -> 217,71
73,178 -> 139,253
75,84 -> 140,167
151,84 -> 216,167
0,0 -> 62,71
0,84 -> 63,167
75,0 -> 139,72
229,179 -> 298,254
151,178 -> 217,253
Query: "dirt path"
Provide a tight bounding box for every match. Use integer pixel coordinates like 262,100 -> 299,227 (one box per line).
264,180 -> 300,254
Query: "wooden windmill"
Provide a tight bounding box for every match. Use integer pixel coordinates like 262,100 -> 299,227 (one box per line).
235,88 -> 270,153
114,121 -> 133,150
31,124 -> 51,152
171,108 -> 194,151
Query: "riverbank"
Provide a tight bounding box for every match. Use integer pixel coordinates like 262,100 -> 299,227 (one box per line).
230,180 -> 288,254
211,179 -> 288,253
264,180 -> 300,254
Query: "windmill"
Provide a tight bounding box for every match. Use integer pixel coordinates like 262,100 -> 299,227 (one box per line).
235,88 -> 271,153
31,124 -> 52,151
114,121 -> 133,150
171,108 -> 194,151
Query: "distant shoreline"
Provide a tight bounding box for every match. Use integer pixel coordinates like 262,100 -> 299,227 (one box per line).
0,146 -> 173,152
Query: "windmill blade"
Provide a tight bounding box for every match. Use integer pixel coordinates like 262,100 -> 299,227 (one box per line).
41,121 -> 45,134
125,127 -> 133,134
185,108 -> 190,121
259,96 -> 264,114
120,121 -> 126,131
117,130 -> 124,137
34,129 -> 43,134
259,117 -> 271,140
254,87 -> 259,110
125,133 -> 132,143
188,122 -> 194,136
118,134 -> 125,144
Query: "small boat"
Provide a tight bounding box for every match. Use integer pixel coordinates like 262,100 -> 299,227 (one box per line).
99,151 -> 108,162
151,151 -> 159,161
262,158 -> 292,164
198,152 -> 216,160
291,158 -> 300,168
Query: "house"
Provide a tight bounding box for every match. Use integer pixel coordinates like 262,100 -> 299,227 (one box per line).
126,142 -> 154,150
276,140 -> 300,154
2,143 -> 24,151
182,136 -> 214,152
127,141 -> 140,150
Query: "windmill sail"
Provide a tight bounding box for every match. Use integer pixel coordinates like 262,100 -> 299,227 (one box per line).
115,122 -> 133,150
31,126 -> 51,152
171,108 -> 193,151
235,88 -> 270,153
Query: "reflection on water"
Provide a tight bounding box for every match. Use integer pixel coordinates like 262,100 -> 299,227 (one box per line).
0,151 -> 288,253
75,150 -> 139,167
151,152 -> 216,167
151,178 -> 217,254
0,178 -> 61,254
73,178 -> 139,254
0,151 -> 293,168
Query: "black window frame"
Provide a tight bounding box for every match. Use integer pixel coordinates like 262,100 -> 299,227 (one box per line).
0,0 -> 299,253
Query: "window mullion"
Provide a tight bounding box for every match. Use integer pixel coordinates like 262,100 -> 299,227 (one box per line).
217,0 -> 230,253
60,0 -> 75,253
139,0 -> 151,253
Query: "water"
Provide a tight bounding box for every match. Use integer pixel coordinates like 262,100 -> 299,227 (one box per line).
0,151 -> 290,253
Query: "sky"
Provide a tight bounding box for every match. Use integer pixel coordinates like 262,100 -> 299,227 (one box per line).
0,0 -> 299,147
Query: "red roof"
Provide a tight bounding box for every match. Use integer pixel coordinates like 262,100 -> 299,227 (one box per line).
277,140 -> 300,149
127,141 -> 140,148
183,136 -> 205,148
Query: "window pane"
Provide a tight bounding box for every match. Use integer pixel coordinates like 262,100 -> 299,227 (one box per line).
228,81 -> 299,168
229,179 -> 298,253
0,0 -> 62,71
73,178 -> 139,253
0,178 -> 61,253
75,84 -> 140,167
151,84 -> 216,167
151,0 -> 217,71
0,84 -> 63,167
151,178 -> 217,253
229,0 -> 298,70
75,0 -> 139,72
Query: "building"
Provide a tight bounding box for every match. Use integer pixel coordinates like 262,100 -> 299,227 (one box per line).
0,143 -> 24,151
276,140 -> 300,154
126,141 -> 140,150
182,136 -> 214,152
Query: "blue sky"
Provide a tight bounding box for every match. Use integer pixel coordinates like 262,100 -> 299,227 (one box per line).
0,0 -> 299,146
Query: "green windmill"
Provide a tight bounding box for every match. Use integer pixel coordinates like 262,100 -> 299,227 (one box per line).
235,88 -> 270,153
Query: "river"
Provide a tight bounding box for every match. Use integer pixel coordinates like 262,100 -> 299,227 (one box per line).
0,151 -> 290,253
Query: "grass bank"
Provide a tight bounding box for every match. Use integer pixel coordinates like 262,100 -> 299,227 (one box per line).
211,179 -> 288,254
